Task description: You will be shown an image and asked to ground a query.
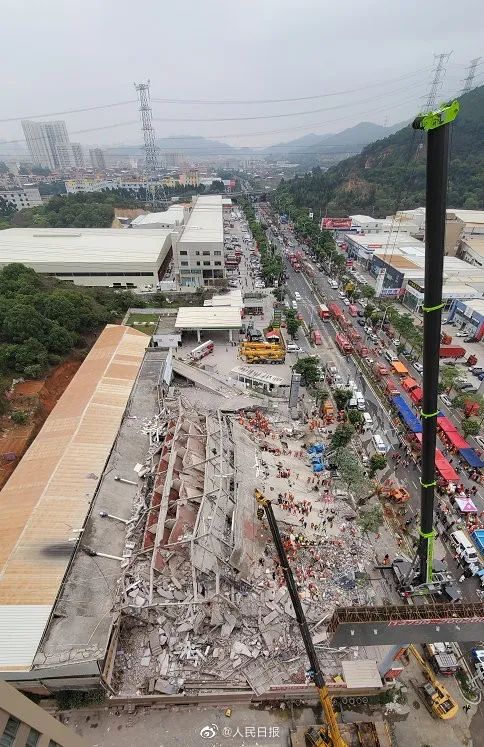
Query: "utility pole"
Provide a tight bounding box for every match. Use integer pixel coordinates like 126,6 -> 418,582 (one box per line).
134,80 -> 166,209
425,53 -> 452,112
412,100 -> 460,586
461,58 -> 481,95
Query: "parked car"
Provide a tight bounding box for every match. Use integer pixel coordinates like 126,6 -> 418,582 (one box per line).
357,319 -> 366,327
455,331 -> 467,337
343,298 -> 350,306
357,310 -> 365,317
440,394 -> 453,407
413,362 -> 424,373
464,336 -> 476,343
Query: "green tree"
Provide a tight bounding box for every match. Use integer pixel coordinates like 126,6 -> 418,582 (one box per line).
333,387 -> 352,411
11,410 -> 28,424
347,408 -> 364,429
330,422 -> 355,449
285,309 -> 301,339
369,453 -> 388,478
333,448 -> 367,494
357,505 -> 384,533
3,304 -> 48,343
462,418 -> 480,438
0,197 -> 16,219
361,284 -> 376,299
46,323 -> 74,354
14,338 -> 49,375
294,356 -> 320,386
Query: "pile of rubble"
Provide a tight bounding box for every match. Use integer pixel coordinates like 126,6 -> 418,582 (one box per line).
109,400 -> 385,697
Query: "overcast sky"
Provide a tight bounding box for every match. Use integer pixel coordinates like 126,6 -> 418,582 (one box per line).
0,0 -> 482,152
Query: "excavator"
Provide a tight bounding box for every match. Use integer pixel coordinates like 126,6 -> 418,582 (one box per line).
360,479 -> 410,506
255,488 -> 347,747
408,645 -> 458,720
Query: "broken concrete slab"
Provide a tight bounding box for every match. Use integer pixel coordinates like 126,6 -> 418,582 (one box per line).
262,610 -> 279,627
231,641 -> 252,658
154,678 -> 177,695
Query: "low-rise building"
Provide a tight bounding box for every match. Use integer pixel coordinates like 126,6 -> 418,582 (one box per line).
173,195 -> 224,287
446,298 -> 484,340
459,236 -> 484,267
0,227 -> 173,289
0,186 -> 42,210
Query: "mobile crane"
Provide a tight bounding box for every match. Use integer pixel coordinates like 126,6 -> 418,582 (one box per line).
254,488 -> 347,747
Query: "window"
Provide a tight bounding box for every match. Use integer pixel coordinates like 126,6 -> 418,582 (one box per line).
214,251 -> 222,256
0,716 -> 20,746
214,261 -> 222,266
195,251 -> 200,256
196,261 -> 201,266
203,261 -> 210,266
26,728 -> 41,747
180,261 -> 188,266
179,250 -> 188,256
202,251 -> 210,256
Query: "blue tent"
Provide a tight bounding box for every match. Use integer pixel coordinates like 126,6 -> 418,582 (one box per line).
392,395 -> 423,433
459,448 -> 484,468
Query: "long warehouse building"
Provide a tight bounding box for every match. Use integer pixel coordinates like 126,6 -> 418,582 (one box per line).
0,227 -> 173,289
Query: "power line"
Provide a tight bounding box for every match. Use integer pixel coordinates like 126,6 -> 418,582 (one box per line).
151,82 -> 428,123
150,68 -> 433,105
0,101 -> 137,124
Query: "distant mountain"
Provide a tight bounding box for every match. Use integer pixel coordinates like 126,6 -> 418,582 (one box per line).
104,135 -> 237,158
263,133 -> 330,155
306,121 -> 406,152
275,86 -> 484,216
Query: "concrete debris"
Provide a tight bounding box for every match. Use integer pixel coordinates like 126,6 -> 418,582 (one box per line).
111,397 -> 392,699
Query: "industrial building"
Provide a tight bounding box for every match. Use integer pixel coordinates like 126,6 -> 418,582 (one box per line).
446,298 -> 484,340
173,195 -> 224,287
0,186 -> 42,210
130,205 -> 186,229
0,227 -> 173,289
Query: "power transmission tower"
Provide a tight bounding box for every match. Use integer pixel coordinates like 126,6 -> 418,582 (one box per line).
425,52 -> 452,112
461,57 -> 481,94
134,80 -> 166,209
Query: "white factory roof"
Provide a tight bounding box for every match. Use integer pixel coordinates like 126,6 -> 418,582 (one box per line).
449,209 -> 484,225
461,236 -> 484,255
130,205 -> 185,227
175,306 -> 241,330
0,227 -> 172,265
347,232 -> 424,250
460,299 -> 484,314
178,195 -> 223,244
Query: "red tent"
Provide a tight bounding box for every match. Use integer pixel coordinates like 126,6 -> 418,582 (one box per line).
410,386 -> 423,404
413,433 -> 460,482
437,416 -> 470,450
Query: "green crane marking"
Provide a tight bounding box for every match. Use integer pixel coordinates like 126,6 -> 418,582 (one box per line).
420,528 -> 436,584
412,100 -> 460,132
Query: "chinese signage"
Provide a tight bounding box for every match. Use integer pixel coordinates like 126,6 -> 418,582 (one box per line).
321,217 -> 352,230
200,724 -> 281,740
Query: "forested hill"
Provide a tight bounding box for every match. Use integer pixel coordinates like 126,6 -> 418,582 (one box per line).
275,86 -> 484,217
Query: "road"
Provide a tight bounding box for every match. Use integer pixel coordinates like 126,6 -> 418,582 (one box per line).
258,206 -> 484,704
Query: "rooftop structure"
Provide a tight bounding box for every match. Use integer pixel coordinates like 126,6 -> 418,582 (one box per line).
0,187 -> 42,211
130,205 -> 186,229
0,325 -> 147,673
0,227 -> 173,289
174,305 -> 241,335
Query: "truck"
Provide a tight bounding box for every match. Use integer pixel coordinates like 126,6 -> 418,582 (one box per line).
328,302 -> 343,323
335,333 -> 352,355
312,330 -> 322,345
424,643 -> 459,676
373,362 -> 389,378
348,303 -> 358,317
354,340 -> 369,358
385,378 -> 400,396
472,529 -> 484,554
439,345 -> 466,359
318,303 -> 330,321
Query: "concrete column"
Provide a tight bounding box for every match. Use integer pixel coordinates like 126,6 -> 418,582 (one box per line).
229,329 -> 233,342
197,329 -> 201,342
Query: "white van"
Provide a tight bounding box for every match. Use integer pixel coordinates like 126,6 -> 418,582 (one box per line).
450,530 -> 479,566
292,300 -> 298,310
355,391 -> 365,411
372,434 -> 387,454
348,396 -> 358,410
286,343 -> 302,353
294,291 -> 301,301
362,412 -> 373,430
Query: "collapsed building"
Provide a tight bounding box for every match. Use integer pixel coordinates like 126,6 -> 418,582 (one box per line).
0,329 -> 387,698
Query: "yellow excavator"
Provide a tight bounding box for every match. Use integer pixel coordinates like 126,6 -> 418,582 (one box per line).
408,645 -> 458,720
255,488 -> 347,747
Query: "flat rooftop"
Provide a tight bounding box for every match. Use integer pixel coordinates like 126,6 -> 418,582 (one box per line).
459,298 -> 484,315
0,228 -> 172,266
462,237 -> 484,255
0,325 -> 147,672
178,195 -> 223,245
175,305 -> 241,330
130,205 -> 185,227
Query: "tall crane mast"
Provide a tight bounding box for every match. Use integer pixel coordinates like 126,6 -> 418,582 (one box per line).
254,489 -> 347,747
